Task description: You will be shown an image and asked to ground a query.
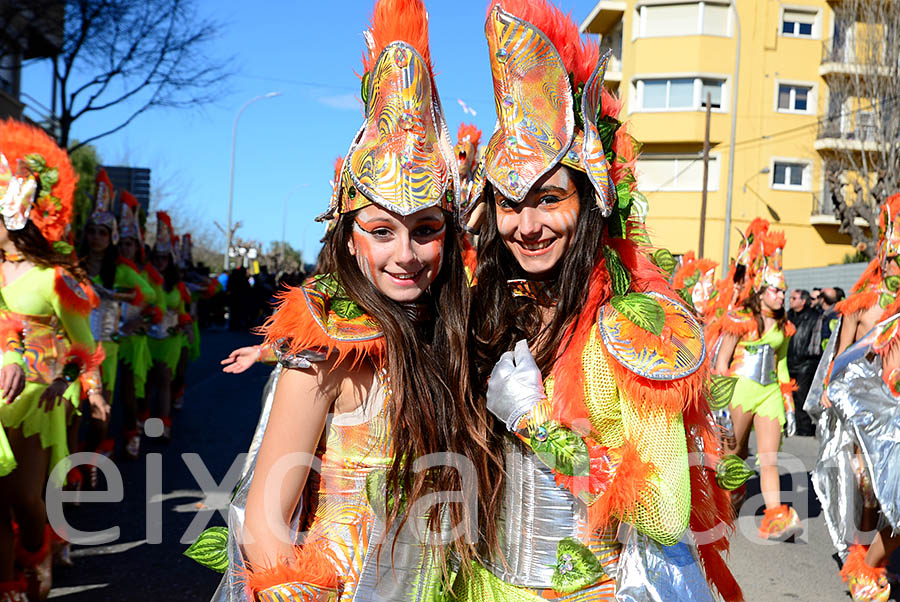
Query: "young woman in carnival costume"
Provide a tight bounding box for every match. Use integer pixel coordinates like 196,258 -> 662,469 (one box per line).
713,225 -> 802,540
79,171 -> 157,467
171,233 -> 200,411
145,212 -> 191,439
210,2 -> 495,600
0,119 -> 107,601
114,190 -> 158,458
456,2 -> 742,600
804,194 -> 900,602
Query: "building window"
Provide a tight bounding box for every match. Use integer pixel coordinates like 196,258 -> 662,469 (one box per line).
637,2 -> 730,38
777,83 -> 813,113
637,77 -> 726,111
637,154 -> 720,192
772,161 -> 809,190
782,8 -> 817,38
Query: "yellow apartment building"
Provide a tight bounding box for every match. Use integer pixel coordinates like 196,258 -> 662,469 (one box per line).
581,0 -> 858,271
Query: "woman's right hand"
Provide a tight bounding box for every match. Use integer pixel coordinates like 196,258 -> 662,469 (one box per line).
221,345 -> 261,374
38,378 -> 70,411
820,390 -> 832,408
0,363 -> 25,403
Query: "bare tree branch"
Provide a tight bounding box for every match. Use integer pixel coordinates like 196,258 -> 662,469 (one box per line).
823,0 -> 900,258
47,0 -> 232,149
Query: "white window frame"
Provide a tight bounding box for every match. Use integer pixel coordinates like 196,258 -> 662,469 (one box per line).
779,5 -> 822,40
774,80 -> 816,115
632,74 -> 729,112
770,157 -> 813,192
632,1 -> 733,39
637,152 -> 721,192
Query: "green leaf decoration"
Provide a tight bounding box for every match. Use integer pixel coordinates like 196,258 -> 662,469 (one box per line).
184,526 -> 229,573
530,421 -> 589,477
604,246 -> 631,296
677,287 -> 693,307
572,79 -> 585,131
683,270 -> 700,288
610,293 -> 665,336
365,469 -> 407,520
652,249 -> 678,275
52,241 -> 74,255
551,537 -> 605,593
879,292 -> 895,309
886,276 -> 900,293
708,375 -> 738,410
716,455 -> 755,491
331,298 -> 364,320
360,71 -> 370,111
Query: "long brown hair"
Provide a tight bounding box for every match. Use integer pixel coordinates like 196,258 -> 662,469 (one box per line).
743,289 -> 789,335
6,220 -> 87,282
468,168 -> 607,558
324,209 -> 498,575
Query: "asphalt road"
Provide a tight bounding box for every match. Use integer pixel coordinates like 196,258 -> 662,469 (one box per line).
47,329 -> 896,601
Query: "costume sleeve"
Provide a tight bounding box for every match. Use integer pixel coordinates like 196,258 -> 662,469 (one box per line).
47,268 -> 104,394
617,390 -> 691,546
115,264 -> 156,306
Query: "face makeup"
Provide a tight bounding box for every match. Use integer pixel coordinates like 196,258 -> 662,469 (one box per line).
494,165 -> 580,280
347,204 -> 446,303
762,286 -> 785,312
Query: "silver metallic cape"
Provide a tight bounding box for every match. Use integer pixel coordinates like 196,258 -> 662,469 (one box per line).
615,529 -> 715,602
827,348 -> 900,530
806,319 -> 894,560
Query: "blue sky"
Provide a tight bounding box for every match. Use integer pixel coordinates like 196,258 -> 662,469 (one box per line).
23,0 -> 597,265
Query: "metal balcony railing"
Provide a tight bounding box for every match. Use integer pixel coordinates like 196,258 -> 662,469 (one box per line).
816,119 -> 878,141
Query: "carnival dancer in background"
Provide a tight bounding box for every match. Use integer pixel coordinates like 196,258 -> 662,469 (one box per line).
806,194 -> 900,602
145,212 -> 191,440
0,119 -> 107,601
115,190 -> 157,459
713,224 -> 801,541
208,1 -> 494,600
171,233 -> 199,411
456,1 -> 742,600
671,251 -> 719,319
79,171 -> 155,472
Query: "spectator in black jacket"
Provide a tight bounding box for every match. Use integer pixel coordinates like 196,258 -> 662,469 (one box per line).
787,288 -> 821,436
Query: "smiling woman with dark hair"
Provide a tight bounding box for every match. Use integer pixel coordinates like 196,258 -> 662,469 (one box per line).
453,1 -> 742,600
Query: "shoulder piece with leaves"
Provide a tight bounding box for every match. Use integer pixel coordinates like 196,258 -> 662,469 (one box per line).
262,273 -> 384,367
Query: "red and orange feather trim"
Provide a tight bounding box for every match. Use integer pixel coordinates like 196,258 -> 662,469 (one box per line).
262,286 -> 385,369
53,267 -> 96,316
241,539 -> 340,595
362,0 -> 432,72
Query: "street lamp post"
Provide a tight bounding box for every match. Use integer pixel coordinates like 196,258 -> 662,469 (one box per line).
722,0 -> 741,270
225,91 -> 282,271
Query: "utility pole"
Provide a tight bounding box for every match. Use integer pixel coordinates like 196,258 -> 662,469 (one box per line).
699,92 -> 712,257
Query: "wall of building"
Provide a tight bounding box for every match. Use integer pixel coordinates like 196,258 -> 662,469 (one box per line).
583,0 -> 858,272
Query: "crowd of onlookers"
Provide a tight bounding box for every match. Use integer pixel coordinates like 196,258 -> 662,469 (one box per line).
200,266 -> 309,331
786,286 -> 846,436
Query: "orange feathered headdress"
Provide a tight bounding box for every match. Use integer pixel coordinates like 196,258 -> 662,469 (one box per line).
89,168 -> 119,243
456,123 -> 482,153
482,0 -> 624,217
322,0 -> 456,220
154,211 -> 175,256
118,190 -> 142,243
0,119 -> 77,246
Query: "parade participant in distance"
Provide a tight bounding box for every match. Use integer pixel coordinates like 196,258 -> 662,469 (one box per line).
714,223 -> 801,540
457,1 -> 742,600
0,119 -> 107,601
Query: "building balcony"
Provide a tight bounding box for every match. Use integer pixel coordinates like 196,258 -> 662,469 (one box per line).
580,1 -> 626,35
815,120 -> 894,153
809,191 -> 870,227
605,53 -> 622,84
820,38 -> 896,78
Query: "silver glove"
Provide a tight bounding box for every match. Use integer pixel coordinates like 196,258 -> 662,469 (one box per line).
486,340 -> 546,432
784,409 -> 796,437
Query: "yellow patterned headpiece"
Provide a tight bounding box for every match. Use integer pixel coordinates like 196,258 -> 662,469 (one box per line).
751,229 -> 786,292
481,2 -> 616,216
322,0 -> 457,220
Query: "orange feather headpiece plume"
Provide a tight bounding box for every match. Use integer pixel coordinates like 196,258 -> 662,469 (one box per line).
0,119 -> 77,246
456,123 -> 482,153
361,0 -> 431,72
154,210 -> 175,256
